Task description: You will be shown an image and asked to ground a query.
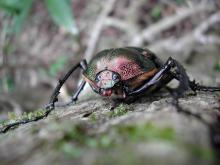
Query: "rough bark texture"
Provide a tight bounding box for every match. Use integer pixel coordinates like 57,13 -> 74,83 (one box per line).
0,90 -> 220,165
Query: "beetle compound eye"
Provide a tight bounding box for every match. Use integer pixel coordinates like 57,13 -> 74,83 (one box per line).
112,74 -> 118,81
96,75 -> 101,81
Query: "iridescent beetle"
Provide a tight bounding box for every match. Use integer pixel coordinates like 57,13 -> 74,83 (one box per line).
1,47 -> 220,133
46,47 -> 220,111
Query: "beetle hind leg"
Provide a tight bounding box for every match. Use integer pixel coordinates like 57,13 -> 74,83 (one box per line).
189,80 -> 220,93
128,57 -> 191,102
165,58 -> 191,104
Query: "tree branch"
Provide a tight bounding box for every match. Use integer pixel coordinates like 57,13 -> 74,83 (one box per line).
129,4 -> 215,46
83,0 -> 117,61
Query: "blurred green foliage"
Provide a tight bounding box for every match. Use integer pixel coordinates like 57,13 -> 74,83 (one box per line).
167,0 -> 186,5
0,0 -> 22,14
0,0 -> 77,92
174,0 -> 187,5
214,60 -> 220,71
0,0 -> 78,35
7,112 -> 17,120
0,109 -> 46,127
45,0 -> 78,35
150,5 -> 162,20
49,56 -> 68,77
2,76 -> 15,92
54,122 -> 176,158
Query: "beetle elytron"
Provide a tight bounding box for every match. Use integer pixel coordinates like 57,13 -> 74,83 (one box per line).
46,47 -> 220,111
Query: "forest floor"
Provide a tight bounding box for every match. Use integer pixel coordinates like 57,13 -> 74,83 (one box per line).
0,88 -> 220,165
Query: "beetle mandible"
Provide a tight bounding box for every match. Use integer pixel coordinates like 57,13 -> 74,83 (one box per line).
45,47 -> 220,111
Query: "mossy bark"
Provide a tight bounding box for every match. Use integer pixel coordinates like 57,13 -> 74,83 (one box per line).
0,92 -> 220,165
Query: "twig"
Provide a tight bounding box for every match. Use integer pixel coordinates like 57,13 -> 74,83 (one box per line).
83,0 -> 117,61
129,4 -> 215,46
147,11 -> 220,62
194,11 -> 220,44
1,20 -> 12,93
104,17 -> 134,34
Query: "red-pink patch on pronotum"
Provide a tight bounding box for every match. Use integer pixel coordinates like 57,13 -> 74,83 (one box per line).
96,56 -> 143,80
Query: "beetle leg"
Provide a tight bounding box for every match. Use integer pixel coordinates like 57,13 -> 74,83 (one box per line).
166,57 -> 190,99
45,59 -> 87,111
170,69 -> 220,93
189,80 -> 220,92
127,57 -> 176,95
71,80 -> 86,102
158,57 -> 191,106
127,57 -> 192,107
0,60 -> 88,134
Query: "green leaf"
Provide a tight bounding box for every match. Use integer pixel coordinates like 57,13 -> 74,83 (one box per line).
1,0 -> 34,34
44,0 -> 78,35
11,0 -> 33,34
0,0 -> 20,14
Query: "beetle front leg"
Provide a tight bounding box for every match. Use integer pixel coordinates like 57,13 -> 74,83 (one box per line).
71,80 -> 86,102
0,60 -> 88,134
46,59 -> 87,111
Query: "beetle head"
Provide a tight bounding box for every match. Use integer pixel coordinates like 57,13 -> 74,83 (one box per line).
95,70 -> 121,96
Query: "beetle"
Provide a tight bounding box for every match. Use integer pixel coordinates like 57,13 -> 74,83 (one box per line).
1,47 -> 220,133
46,47 -> 220,111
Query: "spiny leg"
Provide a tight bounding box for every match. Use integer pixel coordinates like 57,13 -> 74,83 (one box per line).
71,80 -> 86,102
0,60 -> 87,133
127,57 -> 175,95
189,80 -> 220,93
169,58 -> 190,98
46,59 -> 87,110
164,58 -> 191,109
165,59 -> 220,146
127,57 -> 220,145
62,80 -> 86,107
127,57 -> 191,110
170,70 -> 220,94
127,57 -> 189,98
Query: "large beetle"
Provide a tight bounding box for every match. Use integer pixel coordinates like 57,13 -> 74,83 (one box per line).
47,47 -> 220,110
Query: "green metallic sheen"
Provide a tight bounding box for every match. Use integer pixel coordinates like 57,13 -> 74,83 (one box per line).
83,47 -> 158,81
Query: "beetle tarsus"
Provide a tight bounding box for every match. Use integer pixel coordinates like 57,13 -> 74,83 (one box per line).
189,80 -> 220,92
